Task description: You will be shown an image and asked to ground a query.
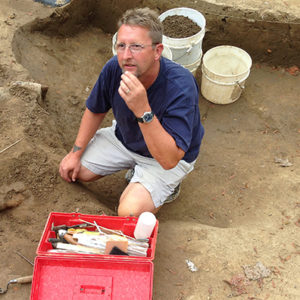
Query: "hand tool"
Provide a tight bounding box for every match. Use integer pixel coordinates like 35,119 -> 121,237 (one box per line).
93,221 -> 103,234
78,219 -> 136,241
48,238 -> 61,243
109,246 -> 129,256
57,229 -> 78,245
0,275 -> 32,294
53,242 -> 104,254
51,222 -> 90,232
15,251 -> 34,266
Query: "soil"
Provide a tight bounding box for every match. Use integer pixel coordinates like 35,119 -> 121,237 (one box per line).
162,15 -> 201,38
0,0 -> 300,299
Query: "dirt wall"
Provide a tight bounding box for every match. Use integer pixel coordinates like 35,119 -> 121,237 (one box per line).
18,0 -> 300,66
68,0 -> 300,66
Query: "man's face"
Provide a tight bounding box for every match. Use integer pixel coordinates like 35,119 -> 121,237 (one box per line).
116,25 -> 158,78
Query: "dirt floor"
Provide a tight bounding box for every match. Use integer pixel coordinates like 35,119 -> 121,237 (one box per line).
0,0 -> 300,299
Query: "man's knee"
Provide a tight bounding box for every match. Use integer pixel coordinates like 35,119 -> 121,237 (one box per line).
117,195 -> 159,217
117,201 -> 140,217
118,182 -> 157,217
117,196 -> 155,217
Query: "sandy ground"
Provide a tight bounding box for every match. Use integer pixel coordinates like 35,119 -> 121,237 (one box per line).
0,0 -> 299,299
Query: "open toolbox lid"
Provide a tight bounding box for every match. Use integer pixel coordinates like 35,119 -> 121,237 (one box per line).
36,212 -> 158,260
30,256 -> 153,300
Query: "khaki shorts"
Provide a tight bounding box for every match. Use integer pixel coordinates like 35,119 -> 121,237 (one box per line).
81,121 -> 196,208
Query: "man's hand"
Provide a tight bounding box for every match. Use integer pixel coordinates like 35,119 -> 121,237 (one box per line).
118,71 -> 151,117
59,151 -> 81,183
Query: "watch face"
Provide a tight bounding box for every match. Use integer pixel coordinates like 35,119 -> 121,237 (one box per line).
143,113 -> 153,123
137,111 -> 154,123
143,112 -> 153,123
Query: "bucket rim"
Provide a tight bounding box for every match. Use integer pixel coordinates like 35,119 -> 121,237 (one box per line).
201,65 -> 250,86
161,31 -> 205,48
202,45 -> 252,78
159,7 -> 206,41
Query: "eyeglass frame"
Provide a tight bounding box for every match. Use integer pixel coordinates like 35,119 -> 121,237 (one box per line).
114,42 -> 158,54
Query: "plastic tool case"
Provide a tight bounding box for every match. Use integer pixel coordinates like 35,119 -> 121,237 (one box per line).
30,212 -> 158,300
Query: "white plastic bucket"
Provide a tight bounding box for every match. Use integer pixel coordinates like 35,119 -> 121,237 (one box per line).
111,32 -> 173,60
201,45 -> 252,104
159,7 -> 206,74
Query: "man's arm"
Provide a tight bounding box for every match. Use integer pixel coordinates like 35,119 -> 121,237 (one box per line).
59,108 -> 106,182
119,72 -> 185,170
138,116 -> 185,169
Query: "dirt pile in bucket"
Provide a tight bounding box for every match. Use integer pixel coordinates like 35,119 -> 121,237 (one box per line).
162,15 -> 201,38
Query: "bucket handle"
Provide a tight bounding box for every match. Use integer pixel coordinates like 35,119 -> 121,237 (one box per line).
235,81 -> 245,90
186,44 -> 193,53
173,43 -> 195,63
201,68 -> 250,87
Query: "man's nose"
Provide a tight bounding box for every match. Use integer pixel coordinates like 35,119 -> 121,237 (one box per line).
123,46 -> 133,59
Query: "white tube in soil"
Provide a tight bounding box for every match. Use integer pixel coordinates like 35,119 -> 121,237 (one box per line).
134,212 -> 156,239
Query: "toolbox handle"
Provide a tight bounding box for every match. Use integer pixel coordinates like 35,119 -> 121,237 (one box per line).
80,285 -> 106,295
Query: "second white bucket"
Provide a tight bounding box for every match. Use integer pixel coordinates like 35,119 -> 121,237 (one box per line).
159,7 -> 206,74
201,45 -> 252,104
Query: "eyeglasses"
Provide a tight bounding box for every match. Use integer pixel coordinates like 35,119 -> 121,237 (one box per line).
115,42 -> 156,53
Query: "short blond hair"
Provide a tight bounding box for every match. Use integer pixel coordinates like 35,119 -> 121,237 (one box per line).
117,7 -> 163,44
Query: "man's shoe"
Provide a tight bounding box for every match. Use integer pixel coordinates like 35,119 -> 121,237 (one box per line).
164,183 -> 181,203
125,168 -> 135,183
125,168 -> 181,203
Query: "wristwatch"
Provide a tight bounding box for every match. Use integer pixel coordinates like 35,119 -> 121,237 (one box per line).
136,111 -> 154,123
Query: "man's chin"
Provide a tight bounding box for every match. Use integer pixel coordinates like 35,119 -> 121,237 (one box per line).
122,68 -> 139,77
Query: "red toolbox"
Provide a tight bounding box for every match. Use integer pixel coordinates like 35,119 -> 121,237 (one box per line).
30,212 -> 158,300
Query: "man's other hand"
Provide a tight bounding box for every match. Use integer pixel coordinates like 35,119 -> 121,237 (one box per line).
59,152 -> 81,183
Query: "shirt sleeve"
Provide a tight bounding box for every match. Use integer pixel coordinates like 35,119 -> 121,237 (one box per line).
161,81 -> 199,153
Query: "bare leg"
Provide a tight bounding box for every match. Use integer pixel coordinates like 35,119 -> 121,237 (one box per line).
77,167 -> 160,217
76,165 -> 103,182
118,182 -> 160,217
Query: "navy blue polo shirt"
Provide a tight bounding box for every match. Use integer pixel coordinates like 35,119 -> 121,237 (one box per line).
86,56 -> 204,163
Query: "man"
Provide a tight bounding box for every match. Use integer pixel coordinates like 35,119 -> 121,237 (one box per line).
59,7 -> 204,217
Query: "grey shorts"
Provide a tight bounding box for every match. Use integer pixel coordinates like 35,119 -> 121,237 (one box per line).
81,121 -> 196,207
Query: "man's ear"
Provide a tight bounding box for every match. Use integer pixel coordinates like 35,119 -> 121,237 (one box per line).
154,43 -> 164,61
